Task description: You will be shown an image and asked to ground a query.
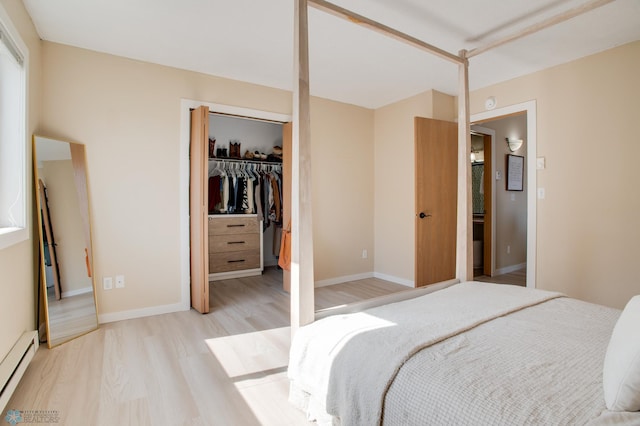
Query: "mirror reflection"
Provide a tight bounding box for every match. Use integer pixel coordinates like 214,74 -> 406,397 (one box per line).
34,135 -> 98,348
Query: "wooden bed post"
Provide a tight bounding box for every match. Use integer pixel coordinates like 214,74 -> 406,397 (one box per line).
467,0 -> 614,58
290,0 -> 607,323
292,0 -> 315,335
457,49 -> 473,282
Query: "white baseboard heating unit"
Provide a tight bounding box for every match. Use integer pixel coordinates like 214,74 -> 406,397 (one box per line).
0,331 -> 38,412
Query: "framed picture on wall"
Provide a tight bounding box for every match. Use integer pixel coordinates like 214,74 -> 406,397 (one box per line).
506,154 -> 524,191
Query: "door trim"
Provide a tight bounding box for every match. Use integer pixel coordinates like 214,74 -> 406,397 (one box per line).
471,100 -> 536,288
179,99 -> 292,310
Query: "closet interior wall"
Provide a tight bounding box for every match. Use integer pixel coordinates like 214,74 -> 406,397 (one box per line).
208,113 -> 284,267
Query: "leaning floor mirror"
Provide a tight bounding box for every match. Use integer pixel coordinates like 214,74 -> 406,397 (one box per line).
33,135 -> 98,348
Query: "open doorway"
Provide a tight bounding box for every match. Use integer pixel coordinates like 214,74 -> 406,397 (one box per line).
471,101 -> 537,288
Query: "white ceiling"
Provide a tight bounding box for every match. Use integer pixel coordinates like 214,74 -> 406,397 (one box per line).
23,0 -> 640,109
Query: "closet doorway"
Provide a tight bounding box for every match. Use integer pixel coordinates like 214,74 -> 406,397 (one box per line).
189,103 -> 292,313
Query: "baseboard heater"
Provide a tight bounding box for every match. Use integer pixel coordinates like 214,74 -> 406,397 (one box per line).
0,331 -> 39,412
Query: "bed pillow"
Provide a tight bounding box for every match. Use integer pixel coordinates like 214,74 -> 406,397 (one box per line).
603,295 -> 640,412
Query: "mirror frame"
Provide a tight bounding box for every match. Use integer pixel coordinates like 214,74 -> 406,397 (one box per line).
33,135 -> 99,348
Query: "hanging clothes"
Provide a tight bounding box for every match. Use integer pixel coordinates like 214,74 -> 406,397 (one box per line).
208,175 -> 222,213
208,159 -> 282,225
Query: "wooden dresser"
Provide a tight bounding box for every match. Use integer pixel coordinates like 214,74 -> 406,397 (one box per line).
208,215 -> 263,281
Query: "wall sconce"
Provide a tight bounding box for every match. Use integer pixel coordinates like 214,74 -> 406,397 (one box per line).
506,137 -> 523,152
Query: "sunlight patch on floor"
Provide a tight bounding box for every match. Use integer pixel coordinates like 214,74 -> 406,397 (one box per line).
205,326 -> 291,378
205,326 -> 309,424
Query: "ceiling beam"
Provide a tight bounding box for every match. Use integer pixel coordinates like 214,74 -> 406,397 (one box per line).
308,0 -> 463,65
467,0 -> 615,58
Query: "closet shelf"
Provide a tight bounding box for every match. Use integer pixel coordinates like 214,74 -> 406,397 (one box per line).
209,157 -> 282,165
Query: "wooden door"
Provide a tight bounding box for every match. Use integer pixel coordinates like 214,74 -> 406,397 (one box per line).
282,122 -> 292,292
190,106 -> 209,313
482,134 -> 492,276
415,117 -> 458,287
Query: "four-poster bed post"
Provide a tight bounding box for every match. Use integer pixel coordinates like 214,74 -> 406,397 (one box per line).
290,0 -> 472,332
290,0 -> 613,332
292,0 -> 315,333
457,49 -> 472,282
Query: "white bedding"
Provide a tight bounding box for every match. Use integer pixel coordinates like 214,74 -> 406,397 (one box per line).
288,282 -> 574,425
382,297 -> 640,425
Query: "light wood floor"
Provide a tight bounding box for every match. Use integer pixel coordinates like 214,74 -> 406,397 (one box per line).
46,288 -> 98,347
476,267 -> 526,287
8,268 -> 409,426
9,268 -> 525,425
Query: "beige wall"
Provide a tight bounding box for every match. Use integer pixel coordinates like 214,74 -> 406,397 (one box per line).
40,42 -> 374,316
0,0 -> 41,362
39,160 -> 92,293
311,97 -> 374,281
470,41 -> 640,309
373,90 -> 455,284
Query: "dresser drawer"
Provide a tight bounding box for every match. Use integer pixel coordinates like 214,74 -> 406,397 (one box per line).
209,233 -> 260,253
208,216 -> 260,236
209,250 -> 261,273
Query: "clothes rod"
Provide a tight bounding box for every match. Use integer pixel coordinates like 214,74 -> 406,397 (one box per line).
209,158 -> 282,165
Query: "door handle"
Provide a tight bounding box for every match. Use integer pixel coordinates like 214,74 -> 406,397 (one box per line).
419,212 -> 432,219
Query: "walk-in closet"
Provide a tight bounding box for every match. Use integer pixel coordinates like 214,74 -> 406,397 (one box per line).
208,113 -> 285,277
189,105 -> 291,313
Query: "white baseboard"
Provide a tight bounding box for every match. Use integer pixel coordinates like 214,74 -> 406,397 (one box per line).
98,302 -> 188,324
495,262 -> 527,276
315,272 -> 374,288
373,272 -> 414,288
61,286 -> 93,298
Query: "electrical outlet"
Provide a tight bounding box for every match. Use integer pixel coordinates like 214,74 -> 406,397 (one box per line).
507,245 -> 511,254
115,275 -> 125,288
362,249 -> 368,259
103,277 -> 113,290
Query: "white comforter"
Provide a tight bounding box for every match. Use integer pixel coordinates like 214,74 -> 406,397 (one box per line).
382,296 -> 640,425
288,282 -> 566,425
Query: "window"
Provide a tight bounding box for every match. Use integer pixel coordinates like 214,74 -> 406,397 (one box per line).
0,6 -> 28,250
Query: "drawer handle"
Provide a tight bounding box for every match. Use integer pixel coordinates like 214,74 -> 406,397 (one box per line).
228,259 -> 245,263
227,224 -> 246,228
227,241 -> 245,245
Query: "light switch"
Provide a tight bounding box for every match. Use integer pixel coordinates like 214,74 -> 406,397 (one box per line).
103,277 -> 113,290
496,171 -> 502,180
538,188 -> 546,199
536,157 -> 546,170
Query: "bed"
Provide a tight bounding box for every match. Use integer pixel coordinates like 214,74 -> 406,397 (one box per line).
288,282 -> 640,425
